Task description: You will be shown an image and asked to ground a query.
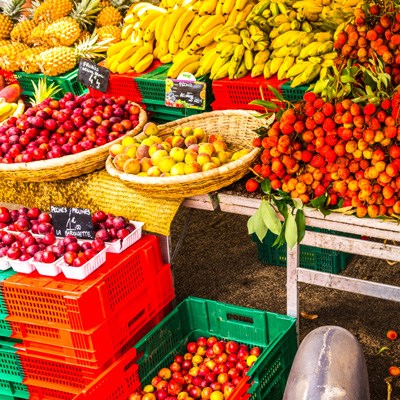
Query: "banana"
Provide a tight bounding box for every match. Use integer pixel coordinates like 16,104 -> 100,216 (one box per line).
269,2 -> 279,16
129,46 -> 152,67
228,43 -> 245,78
210,55 -> 229,79
323,51 -> 338,60
117,59 -> 132,74
251,62 -> 264,77
268,14 -> 290,27
217,33 -> 242,43
179,31 -> 194,49
291,64 -> 321,87
298,41 -> 320,58
301,20 -> 313,32
157,38 -> 169,58
254,49 -> 270,64
234,59 -> 248,79
278,22 -> 292,34
277,55 -> 294,80
286,61 -> 312,78
107,40 -> 130,57
220,42 -> 238,58
109,57 -> 120,73
161,8 -> 187,42
235,20 -> 248,30
289,45 -> 302,57
121,24 -> 135,40
261,8 -> 271,18
263,59 -> 272,78
139,10 -> 165,31
0,103 -> 14,122
269,57 -> 284,75
268,27 -> 280,39
248,24 -> 263,35
308,56 -> 323,64
319,66 -> 329,80
250,0 -> 270,17
134,53 -> 154,73
198,15 -> 225,35
213,59 -> 230,80
182,60 -> 201,75
244,48 -> 254,70
215,0 -> 224,15
155,13 -> 168,42
11,99 -> 24,118
194,23 -> 224,49
287,31 -> 308,46
143,14 -> 163,42
225,7 -> 240,25
242,37 -> 254,50
272,46 -> 290,58
115,44 -> 138,63
187,15 -> 209,37
314,32 -> 333,42
277,1 -> 288,15
290,20 -> 301,30
222,0 -> 236,16
270,31 -> 297,49
159,53 -> 174,63
123,14 -> 138,25
317,41 -> 334,54
168,35 -> 180,54
215,25 -> 239,41
251,33 -> 265,42
300,32 -> 315,46
137,4 -> 165,19
235,0 -> 247,11
168,54 -> 201,78
253,41 -> 268,51
203,41 -> 217,53
199,0 -> 219,15
197,48 -> 220,76
235,2 -> 254,23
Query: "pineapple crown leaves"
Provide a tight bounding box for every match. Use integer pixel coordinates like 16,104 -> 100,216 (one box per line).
30,77 -> 61,106
74,29 -> 114,60
70,0 -> 102,29
1,0 -> 26,21
26,0 -> 41,18
108,0 -> 135,11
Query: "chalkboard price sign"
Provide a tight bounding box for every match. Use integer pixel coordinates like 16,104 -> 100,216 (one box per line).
165,77 -> 206,110
50,206 -> 94,239
78,59 -> 110,93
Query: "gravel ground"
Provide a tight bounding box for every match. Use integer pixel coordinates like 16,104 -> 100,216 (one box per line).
170,205 -> 400,400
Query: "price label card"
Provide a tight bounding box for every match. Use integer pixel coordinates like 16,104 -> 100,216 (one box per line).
78,59 -> 110,93
50,206 -> 94,239
165,74 -> 206,110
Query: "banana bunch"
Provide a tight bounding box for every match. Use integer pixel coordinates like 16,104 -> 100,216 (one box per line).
0,99 -> 25,125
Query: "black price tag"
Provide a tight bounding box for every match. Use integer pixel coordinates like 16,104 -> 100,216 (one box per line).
50,206 -> 94,239
165,77 -> 206,110
78,59 -> 110,93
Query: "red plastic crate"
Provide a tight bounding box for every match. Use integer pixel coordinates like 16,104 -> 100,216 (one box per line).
0,69 -> 19,85
3,235 -> 164,331
211,73 -> 286,112
11,263 -> 174,368
27,348 -> 141,400
89,60 -> 162,101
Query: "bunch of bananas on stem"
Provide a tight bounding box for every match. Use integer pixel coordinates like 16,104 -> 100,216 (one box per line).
0,99 -> 25,125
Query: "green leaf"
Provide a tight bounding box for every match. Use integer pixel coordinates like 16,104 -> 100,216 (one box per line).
274,198 -> 288,219
340,75 -> 356,84
313,79 -> 329,94
267,85 -> 284,102
261,178 -> 271,194
248,206 -> 268,242
276,108 -> 284,120
260,200 -> 282,235
285,212 -> 298,249
310,194 -> 327,209
295,209 -> 306,243
249,99 -> 278,110
292,197 -> 303,210
272,223 -> 286,248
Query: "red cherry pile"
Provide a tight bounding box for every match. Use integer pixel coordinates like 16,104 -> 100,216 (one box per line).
92,210 -> 136,242
129,336 -> 261,400
0,92 -> 142,163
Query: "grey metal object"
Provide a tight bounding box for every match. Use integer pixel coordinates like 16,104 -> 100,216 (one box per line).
283,326 -> 370,400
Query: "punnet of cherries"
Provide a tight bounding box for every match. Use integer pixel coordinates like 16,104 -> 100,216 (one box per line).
0,205 -> 136,267
0,92 -> 142,163
128,336 -> 262,400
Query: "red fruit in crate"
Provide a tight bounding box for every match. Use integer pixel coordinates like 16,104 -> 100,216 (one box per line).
187,342 -> 198,354
2,233 -> 15,245
42,232 -> 56,245
250,347 -> 261,357
182,359 -> 193,371
0,207 -> 11,223
38,212 -> 52,223
19,253 -> 32,262
170,362 -> 182,373
38,222 -> 53,234
225,341 -> 239,354
197,337 -> 208,347
174,355 -> 184,365
83,248 -> 97,260
22,235 -> 36,248
95,228 -> 110,242
26,244 -> 40,256
212,342 -> 225,355
66,242 -> 81,253
159,368 -> 172,381
63,250 -> 78,265
152,376 -> 163,387
72,255 -> 87,267
228,367 -> 240,379
112,216 -> 127,230
92,238 -> 106,252
92,210 -> 107,223
62,235 -> 78,246
188,386 -> 201,399
7,247 -> 21,260
204,372 -> 216,383
237,345 -> 249,360
156,380 -> 168,392
235,360 -> 247,371
156,389 -> 168,400
17,231 -> 32,243
143,394 -> 157,400
42,250 -> 56,263
80,242 -> 92,251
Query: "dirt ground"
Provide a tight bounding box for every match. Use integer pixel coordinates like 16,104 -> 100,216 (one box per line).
170,203 -> 400,400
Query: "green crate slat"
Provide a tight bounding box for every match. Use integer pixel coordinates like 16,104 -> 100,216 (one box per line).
0,338 -> 24,383
280,81 -> 309,102
135,297 -> 297,400
135,65 -> 214,104
0,379 -> 29,399
15,69 -> 87,100
0,269 -> 15,315
252,227 -> 356,273
0,313 -> 12,338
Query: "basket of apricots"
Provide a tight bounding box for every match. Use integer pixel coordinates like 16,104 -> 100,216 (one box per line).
105,110 -> 269,198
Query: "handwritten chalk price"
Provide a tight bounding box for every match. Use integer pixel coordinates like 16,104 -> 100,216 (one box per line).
78,59 -> 110,93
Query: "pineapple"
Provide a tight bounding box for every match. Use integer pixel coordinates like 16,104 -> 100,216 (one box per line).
97,25 -> 121,44
10,19 -> 37,43
30,78 -> 62,106
37,31 -> 110,76
99,0 -> 111,7
0,0 -> 26,39
69,0 -> 102,31
28,21 -> 50,46
95,5 -> 122,27
20,46 -> 50,73
45,17 -> 81,46
0,42 -> 29,71
33,0 -> 73,23
0,40 -> 12,46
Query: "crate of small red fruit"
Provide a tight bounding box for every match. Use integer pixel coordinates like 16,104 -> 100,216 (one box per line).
126,297 -> 297,400
0,206 -> 144,279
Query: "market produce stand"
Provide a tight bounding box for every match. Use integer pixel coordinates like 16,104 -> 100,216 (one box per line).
217,193 -> 400,330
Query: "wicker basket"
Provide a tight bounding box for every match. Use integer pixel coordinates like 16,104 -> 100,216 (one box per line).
105,110 -> 266,199
0,103 -> 147,182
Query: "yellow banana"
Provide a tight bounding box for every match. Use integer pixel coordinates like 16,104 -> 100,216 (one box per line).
242,37 -> 254,50
235,20 -> 248,30
253,41 -> 268,51
228,43 -> 245,78
277,1 -> 288,15
287,31 -> 308,46
109,57 -> 120,73
323,51 -> 338,60
244,48 -> 254,70
269,57 -> 284,75
215,0 -> 224,15
0,103 -> 13,121
234,59 -> 248,79
172,9 -> 196,42
210,55 -> 229,79
159,53 -> 174,63
215,25 -> 239,41
161,8 -> 187,41
270,31 -> 296,49
263,59 -> 272,78
251,62 -> 264,77
139,10 -> 165,31
123,14 -> 138,25
168,54 -> 201,78
235,2 -> 254,23
129,46 -> 152,67
213,59 -> 230,80
277,55 -> 295,80
199,0 -> 219,15
269,2 -> 279,16
286,61 -> 312,78
143,14 -> 163,42
278,22 -> 292,34
134,53 -> 154,73
235,0 -> 247,11
300,32 -> 315,46
217,33 -> 242,43
225,8 -> 240,25
187,15 -> 209,37
317,41 -> 334,55
157,38 -> 169,58
179,31 -> 194,49
115,44 -> 138,63
168,35 -> 180,54
291,64 -> 321,87
314,32 -> 333,42
249,0 -> 270,17
194,23 -> 224,49
182,60 -> 200,75
117,59 -> 132,74
271,46 -> 290,58
121,24 -> 134,40
196,48 -> 220,76
137,4 -> 165,19
155,13 -> 168,42
107,40 -> 130,57
198,15 -> 225,35
222,0 -> 236,15
12,99 -> 24,118
239,29 -> 250,39
299,41 -> 320,58
254,49 -> 270,64
220,42 -> 238,58
289,45 -> 302,57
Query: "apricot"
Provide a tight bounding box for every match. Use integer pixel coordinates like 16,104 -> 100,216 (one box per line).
123,158 -> 140,174
112,154 -> 130,171
147,166 -> 162,177
170,147 -> 186,162
170,162 -> 186,176
184,161 -> 202,174
158,156 -> 176,173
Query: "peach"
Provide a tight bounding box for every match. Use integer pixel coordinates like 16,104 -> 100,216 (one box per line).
121,136 -> 136,147
149,143 -> 164,157
170,162 -> 186,176
123,158 -> 141,174
172,136 -> 185,148
184,135 -> 198,148
141,137 -> 156,147
170,147 -> 186,162
202,162 -> 218,171
231,149 -> 250,161
143,122 -> 159,136
211,156 -> 221,167
197,153 -> 212,166
140,157 -> 153,172
185,150 -> 198,163
151,149 -> 169,166
181,126 -> 193,138
193,127 -> 205,141
174,127 -> 183,136
147,166 -> 162,177
113,154 -> 130,171
109,143 -> 125,157
158,156 -> 176,173
184,161 -> 202,175
136,144 -> 150,159
217,151 -> 230,164
208,134 -> 223,143
161,141 -> 172,152
198,143 -> 215,156
213,140 -> 227,152
124,144 -> 139,158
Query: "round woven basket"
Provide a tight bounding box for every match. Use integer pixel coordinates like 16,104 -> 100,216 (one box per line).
106,109 -> 268,199
0,103 -> 148,182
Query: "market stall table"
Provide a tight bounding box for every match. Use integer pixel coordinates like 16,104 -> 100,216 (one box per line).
217,193 -> 400,333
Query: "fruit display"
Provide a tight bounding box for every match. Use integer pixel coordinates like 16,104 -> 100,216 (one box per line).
129,336 -> 261,400
109,121 -> 250,177
0,82 -> 25,124
0,92 -> 142,164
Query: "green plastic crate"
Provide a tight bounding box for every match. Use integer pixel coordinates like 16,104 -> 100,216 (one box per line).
135,65 -> 214,105
0,338 -> 24,383
0,313 -> 12,338
14,68 -> 87,100
0,269 -> 15,315
134,297 -> 297,400
252,228 -> 355,273
280,81 -> 309,102
0,379 -> 29,399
